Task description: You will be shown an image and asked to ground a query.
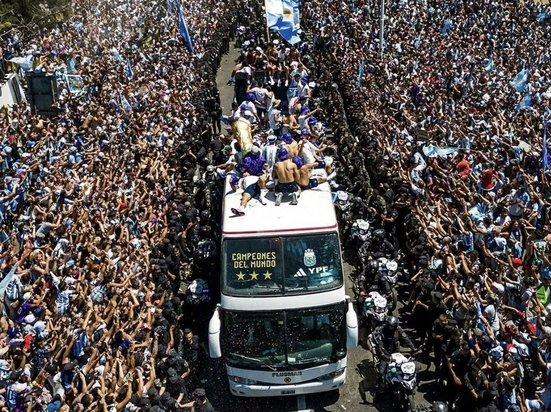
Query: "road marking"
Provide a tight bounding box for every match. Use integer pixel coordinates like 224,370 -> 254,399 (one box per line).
296,395 -> 310,411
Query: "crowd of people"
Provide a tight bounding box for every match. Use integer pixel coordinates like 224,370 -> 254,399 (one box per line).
0,0 -> 239,409
304,0 -> 551,410
1,0 -> 551,410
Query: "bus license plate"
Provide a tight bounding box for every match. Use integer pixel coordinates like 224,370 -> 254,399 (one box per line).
281,390 -> 295,395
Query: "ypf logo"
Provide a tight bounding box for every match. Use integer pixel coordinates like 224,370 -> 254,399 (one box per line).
303,249 -> 316,267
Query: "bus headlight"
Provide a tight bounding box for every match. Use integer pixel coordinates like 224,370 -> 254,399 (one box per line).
317,367 -> 346,381
229,375 -> 259,385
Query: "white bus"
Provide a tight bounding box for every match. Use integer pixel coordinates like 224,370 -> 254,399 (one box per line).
208,175 -> 358,397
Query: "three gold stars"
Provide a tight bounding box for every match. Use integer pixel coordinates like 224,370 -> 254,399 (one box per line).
235,271 -> 273,281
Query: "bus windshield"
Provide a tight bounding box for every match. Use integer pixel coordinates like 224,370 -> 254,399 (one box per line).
223,303 -> 347,370
223,233 -> 342,296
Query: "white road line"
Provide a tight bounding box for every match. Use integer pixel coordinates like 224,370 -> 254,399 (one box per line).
296,394 -> 310,412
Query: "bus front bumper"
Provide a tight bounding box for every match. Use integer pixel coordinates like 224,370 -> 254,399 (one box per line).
228,373 -> 346,397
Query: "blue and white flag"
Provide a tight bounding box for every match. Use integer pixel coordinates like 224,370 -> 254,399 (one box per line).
125,60 -> 134,80
483,58 -> 496,72
290,0 -> 300,30
511,68 -> 529,93
120,95 -> 133,113
265,0 -> 301,45
441,19 -> 454,37
537,11 -> 550,24
72,21 -> 84,32
517,94 -> 532,111
0,263 -> 19,299
67,57 -> 76,74
8,55 -> 34,72
178,5 -> 195,54
357,61 -> 365,88
544,111 -> 550,171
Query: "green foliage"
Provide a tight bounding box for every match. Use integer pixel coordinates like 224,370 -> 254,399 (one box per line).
0,0 -> 71,34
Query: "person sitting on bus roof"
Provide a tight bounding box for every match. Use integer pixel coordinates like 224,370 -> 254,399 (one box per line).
230,174 -> 268,216
273,148 -> 300,206
293,157 -> 336,191
298,128 -> 335,166
280,132 -> 299,157
242,146 -> 266,177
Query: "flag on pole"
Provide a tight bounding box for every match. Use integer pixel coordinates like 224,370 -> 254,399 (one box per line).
265,0 -> 301,45
544,111 -> 550,172
178,5 -> 195,54
356,61 -> 365,89
125,60 -> 134,80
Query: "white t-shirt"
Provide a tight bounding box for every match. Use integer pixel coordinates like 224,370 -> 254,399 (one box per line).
237,100 -> 257,115
250,87 -> 267,108
301,141 -> 319,164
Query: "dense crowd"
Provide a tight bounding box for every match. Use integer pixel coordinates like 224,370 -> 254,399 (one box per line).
0,0 -> 236,410
304,0 -> 551,410
1,0 -> 551,410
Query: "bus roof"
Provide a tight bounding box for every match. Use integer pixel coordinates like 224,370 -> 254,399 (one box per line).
222,174 -> 338,237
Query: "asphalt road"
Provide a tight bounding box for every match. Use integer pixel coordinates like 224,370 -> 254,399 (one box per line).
211,45 -> 438,412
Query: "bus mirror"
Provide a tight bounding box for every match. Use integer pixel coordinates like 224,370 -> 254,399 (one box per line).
208,305 -> 222,358
346,301 -> 358,349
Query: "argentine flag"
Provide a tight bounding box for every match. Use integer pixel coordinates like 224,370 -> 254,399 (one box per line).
265,0 -> 301,45
511,68 -> 529,93
544,110 -> 550,171
125,60 -> 134,80
178,5 -> 195,54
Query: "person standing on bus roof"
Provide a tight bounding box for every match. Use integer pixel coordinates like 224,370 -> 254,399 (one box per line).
273,148 -> 300,206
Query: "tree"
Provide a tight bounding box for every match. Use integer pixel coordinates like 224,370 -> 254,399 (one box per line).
0,0 -> 71,35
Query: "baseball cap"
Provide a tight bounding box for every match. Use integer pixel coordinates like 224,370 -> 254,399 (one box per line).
278,148 -> 289,161
281,133 -> 293,144
292,156 -> 304,168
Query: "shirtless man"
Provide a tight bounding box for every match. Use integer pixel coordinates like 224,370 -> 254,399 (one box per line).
280,133 -> 299,157
294,157 -> 336,190
230,174 -> 268,216
273,149 -> 300,205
